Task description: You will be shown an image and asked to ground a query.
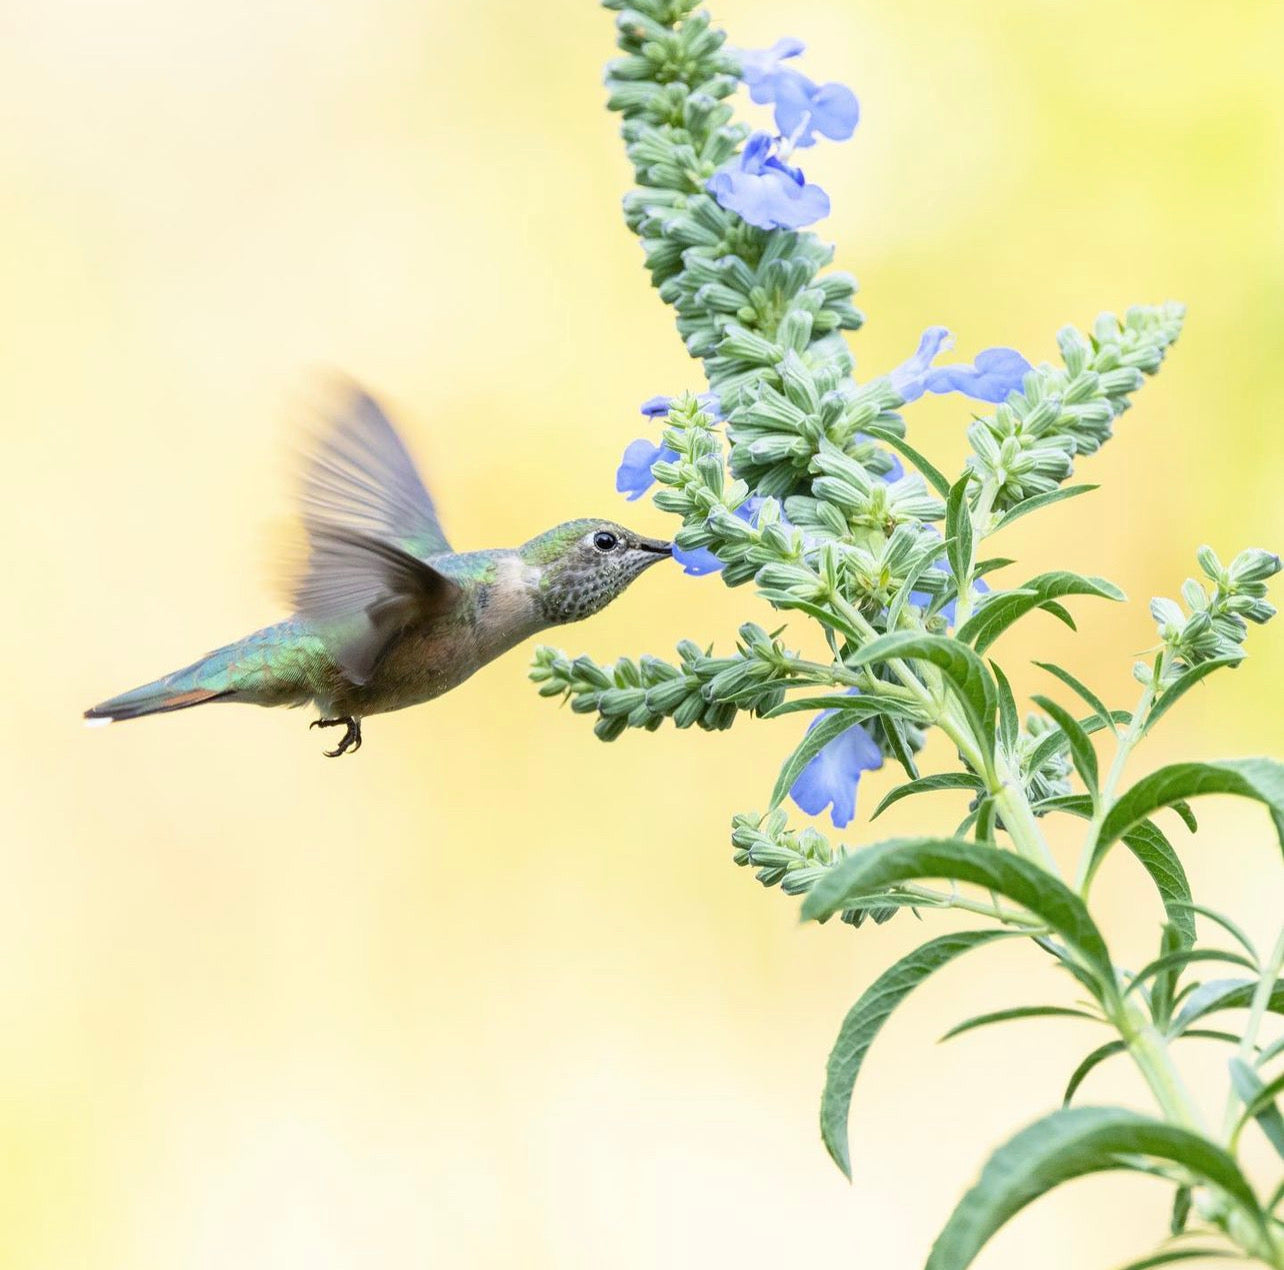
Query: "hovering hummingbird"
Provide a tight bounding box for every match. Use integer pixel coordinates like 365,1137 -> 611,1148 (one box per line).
85,387 -> 672,755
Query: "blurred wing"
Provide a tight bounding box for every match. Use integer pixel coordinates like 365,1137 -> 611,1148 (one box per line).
301,384 -> 451,556
292,386 -> 460,684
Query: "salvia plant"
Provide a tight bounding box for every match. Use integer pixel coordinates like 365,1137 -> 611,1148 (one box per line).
529,4 -> 1284,1265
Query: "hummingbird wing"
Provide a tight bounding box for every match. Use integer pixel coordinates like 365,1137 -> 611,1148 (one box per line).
292,386 -> 460,684
300,385 -> 452,556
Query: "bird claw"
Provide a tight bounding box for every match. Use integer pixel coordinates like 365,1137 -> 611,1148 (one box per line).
310,715 -> 362,757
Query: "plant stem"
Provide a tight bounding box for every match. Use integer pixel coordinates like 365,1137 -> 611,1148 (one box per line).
1073,658 -> 1162,893
990,762 -> 1060,874
1221,921 -> 1284,1141
899,882 -> 1045,929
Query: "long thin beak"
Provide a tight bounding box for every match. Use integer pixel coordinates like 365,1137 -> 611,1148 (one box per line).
637,537 -> 672,555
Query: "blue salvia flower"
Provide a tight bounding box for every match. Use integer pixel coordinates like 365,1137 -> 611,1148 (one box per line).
890,327 -> 1031,405
707,131 -> 830,231
617,437 -> 677,500
739,37 -> 858,148
616,393 -> 721,501
789,691 -> 884,828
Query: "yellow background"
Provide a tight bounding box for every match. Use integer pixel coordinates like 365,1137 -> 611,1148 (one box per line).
3,1 -> 1282,1266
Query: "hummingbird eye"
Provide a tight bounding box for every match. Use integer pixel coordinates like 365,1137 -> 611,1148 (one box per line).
592,530 -> 619,552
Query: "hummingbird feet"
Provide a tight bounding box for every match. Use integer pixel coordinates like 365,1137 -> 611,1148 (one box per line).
310,715 -> 362,757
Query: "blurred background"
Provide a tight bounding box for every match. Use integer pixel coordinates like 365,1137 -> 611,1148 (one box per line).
2,0 -> 1282,1266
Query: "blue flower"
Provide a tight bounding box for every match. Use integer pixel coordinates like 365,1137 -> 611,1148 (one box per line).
739,38 -> 859,149
707,132 -> 830,231
617,437 -> 677,501
616,393 -> 722,501
889,328 -> 1031,405
738,36 -> 806,91
789,692 -> 884,828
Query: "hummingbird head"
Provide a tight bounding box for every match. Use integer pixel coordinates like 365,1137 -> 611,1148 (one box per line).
520,519 -> 671,624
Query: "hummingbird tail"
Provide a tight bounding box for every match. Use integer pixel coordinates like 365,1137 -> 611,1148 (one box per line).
83,621 -> 312,725
84,681 -> 232,723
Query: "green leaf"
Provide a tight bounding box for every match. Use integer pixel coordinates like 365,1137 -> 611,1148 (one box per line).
991,483 -> 1099,532
1092,759 -> 1284,877
802,838 -> 1115,994
1169,1184 -> 1191,1236
863,424 -> 951,497
1124,948 -> 1259,997
1026,711 -> 1132,776
1032,694 -> 1100,798
1063,1031 -> 1238,1105
881,715 -> 920,780
924,1106 -> 1268,1270
1063,1040 -> 1126,1105
819,929 -> 1016,1178
1165,902 -> 1259,963
763,693 -> 921,721
946,476 -> 975,588
756,593 -> 864,644
769,710 -> 879,810
939,1005 -> 1100,1042
844,634 -> 997,760
870,772 -> 984,821
1034,661 -> 1117,735
1144,656 -> 1244,736
1035,796 -> 1194,945
1230,1060 -> 1284,1160
992,662 -> 1019,751
1041,599 -> 1078,631
1114,1249 -> 1241,1270
955,572 -> 1126,654
1170,978 -> 1284,1038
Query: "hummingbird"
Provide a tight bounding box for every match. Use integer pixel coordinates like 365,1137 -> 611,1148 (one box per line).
85,386 -> 672,755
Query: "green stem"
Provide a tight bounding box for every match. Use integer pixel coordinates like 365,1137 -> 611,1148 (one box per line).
899,882 -> 1045,929
1073,657 -> 1162,894
1221,922 -> 1284,1141
990,761 -> 1060,874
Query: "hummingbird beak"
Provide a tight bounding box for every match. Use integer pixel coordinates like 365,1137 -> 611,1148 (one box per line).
637,537 -> 672,555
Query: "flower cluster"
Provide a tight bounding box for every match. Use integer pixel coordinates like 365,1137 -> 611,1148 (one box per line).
535,6 -> 1284,1264
1146,546 -> 1282,679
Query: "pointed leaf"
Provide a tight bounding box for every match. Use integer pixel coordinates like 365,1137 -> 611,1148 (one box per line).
1035,796 -> 1194,944
802,838 -> 1116,993
844,634 -> 997,758
946,476 -> 975,588
1144,656 -> 1244,736
769,710 -> 879,810
763,693 -> 922,720
863,424 -> 951,497
1093,759 -> 1284,876
1230,1060 -> 1284,1159
870,773 -> 984,821
1171,978 -> 1284,1038
956,572 -> 1125,654
1026,710 -> 1132,776
992,662 -> 1019,751
1034,661 -> 1117,735
819,929 -> 1016,1177
939,1005 -> 1100,1042
1124,948 -> 1259,997
1063,1031 -> 1238,1105
1165,903 -> 1259,963
924,1106 -> 1268,1270
1115,1249 -> 1241,1269
1032,694 -> 1100,797
991,483 -> 1098,531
